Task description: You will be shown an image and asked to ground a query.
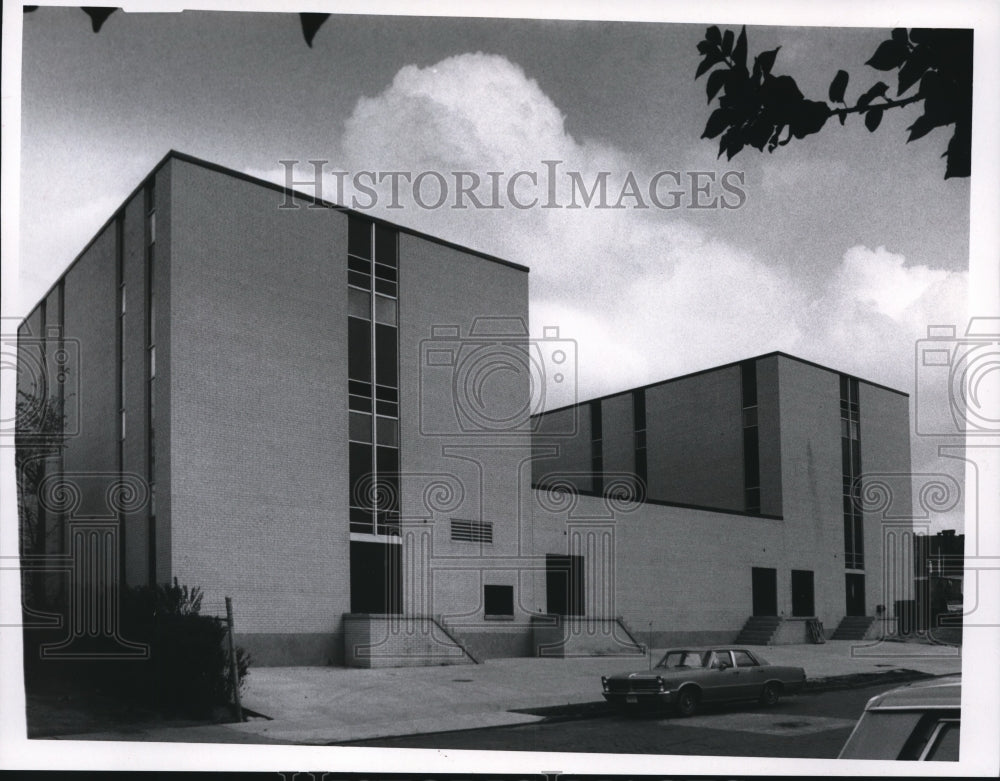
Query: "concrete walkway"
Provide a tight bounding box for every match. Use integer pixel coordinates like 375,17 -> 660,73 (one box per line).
58,640 -> 961,744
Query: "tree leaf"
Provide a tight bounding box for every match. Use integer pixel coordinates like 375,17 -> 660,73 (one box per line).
828,69 -> 849,103
897,50 -> 930,95
857,81 -> 889,109
722,29 -> 734,57
702,107 -> 732,139
705,26 -> 722,46
695,53 -> 722,79
300,13 -> 330,47
696,40 -> 714,55
81,7 -> 117,33
891,28 -> 910,46
733,26 -> 748,69
757,47 -> 780,76
866,39 -> 908,71
706,69 -> 728,102
943,121 -> 971,179
906,112 -> 937,143
864,108 -> 884,132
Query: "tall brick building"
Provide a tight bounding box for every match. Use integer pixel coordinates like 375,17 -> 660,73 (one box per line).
17,152 -> 915,666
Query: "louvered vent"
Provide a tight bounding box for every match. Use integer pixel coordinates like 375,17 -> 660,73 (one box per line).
450,519 -> 493,543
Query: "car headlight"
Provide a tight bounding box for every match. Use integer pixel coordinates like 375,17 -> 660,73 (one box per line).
656,676 -> 665,692
601,676 -> 608,692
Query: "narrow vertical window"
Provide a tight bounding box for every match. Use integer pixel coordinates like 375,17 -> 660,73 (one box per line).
741,360 -> 760,513
145,182 -> 156,584
347,216 -> 399,537
590,400 -> 603,494
632,389 -> 647,499
841,375 -> 863,569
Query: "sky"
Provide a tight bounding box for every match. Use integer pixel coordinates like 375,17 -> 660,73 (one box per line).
12,5 -> 983,534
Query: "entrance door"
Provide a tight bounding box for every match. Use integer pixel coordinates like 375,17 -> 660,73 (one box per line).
350,540 -> 402,614
845,573 -> 866,616
546,554 -> 585,616
751,567 -> 778,616
791,570 -> 815,617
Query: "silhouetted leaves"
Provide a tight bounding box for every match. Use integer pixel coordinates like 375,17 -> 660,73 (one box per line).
693,25 -> 972,178
81,7 -> 117,33
757,47 -> 780,76
865,108 -> 883,132
829,70 -> 849,103
300,13 -> 330,47
866,39 -> 908,70
23,6 -> 332,46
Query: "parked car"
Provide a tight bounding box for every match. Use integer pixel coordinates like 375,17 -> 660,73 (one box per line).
600,647 -> 806,716
838,675 -> 960,761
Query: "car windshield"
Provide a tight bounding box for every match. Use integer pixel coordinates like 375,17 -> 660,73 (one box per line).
656,651 -> 708,669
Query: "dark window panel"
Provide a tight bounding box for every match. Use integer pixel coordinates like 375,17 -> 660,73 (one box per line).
632,389 -> 646,430
375,385 -> 398,402
348,394 -> 372,413
376,417 -> 398,447
376,400 -> 398,416
376,445 -> 399,477
374,278 -> 397,297
348,270 -> 371,290
484,585 -> 514,616
374,224 -> 398,266
743,427 -> 760,486
349,442 -> 373,502
741,360 -> 758,408
348,317 -> 372,382
374,263 -> 397,282
375,324 -> 398,387
348,256 -> 372,274
348,216 -> 373,259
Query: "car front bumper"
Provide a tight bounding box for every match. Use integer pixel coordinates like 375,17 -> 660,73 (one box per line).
602,690 -> 676,707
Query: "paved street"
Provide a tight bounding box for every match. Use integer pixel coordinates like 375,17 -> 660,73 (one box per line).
336,681 -> 900,757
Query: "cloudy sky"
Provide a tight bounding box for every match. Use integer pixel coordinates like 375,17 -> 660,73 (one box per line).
14,4 -> 983,531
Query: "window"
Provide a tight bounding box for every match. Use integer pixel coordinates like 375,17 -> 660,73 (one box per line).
741,360 -> 760,513
484,585 -> 514,618
633,389 -> 647,498
347,216 -> 399,537
733,650 -> 759,667
841,375 -> 863,569
145,182 -> 157,584
590,401 -> 603,493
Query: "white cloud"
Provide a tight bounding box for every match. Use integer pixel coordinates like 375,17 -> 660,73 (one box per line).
330,52 -> 969,532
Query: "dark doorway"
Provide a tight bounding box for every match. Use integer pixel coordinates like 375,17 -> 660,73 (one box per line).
546,554 -> 584,616
350,540 -> 402,614
751,567 -> 778,616
845,573 -> 866,616
791,570 -> 815,617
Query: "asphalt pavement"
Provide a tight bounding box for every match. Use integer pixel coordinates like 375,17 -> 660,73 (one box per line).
51,639 -> 961,744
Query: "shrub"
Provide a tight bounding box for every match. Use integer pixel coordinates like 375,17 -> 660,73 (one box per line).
114,579 -> 251,716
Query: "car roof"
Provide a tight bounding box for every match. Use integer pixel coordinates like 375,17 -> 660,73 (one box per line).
864,675 -> 961,711
662,647 -> 752,652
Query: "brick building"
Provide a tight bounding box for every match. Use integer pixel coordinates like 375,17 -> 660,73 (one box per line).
17,152 -> 915,666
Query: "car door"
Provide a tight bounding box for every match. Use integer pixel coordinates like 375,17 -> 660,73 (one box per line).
731,649 -> 765,700
702,650 -> 740,702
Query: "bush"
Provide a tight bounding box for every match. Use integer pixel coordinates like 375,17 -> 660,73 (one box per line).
113,579 -> 251,717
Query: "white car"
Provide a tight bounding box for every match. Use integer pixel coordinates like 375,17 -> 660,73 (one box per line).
838,676 -> 960,761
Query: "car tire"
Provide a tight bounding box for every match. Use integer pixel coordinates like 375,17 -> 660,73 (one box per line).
759,683 -> 781,706
675,687 -> 700,717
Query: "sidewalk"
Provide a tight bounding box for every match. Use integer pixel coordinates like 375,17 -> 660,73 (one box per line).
57,640 -> 961,745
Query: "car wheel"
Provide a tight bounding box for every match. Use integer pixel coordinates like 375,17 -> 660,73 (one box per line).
675,687 -> 700,717
759,683 -> 781,706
